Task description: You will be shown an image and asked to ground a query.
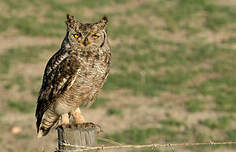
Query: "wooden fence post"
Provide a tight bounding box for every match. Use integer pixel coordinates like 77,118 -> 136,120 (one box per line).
57,123 -> 97,151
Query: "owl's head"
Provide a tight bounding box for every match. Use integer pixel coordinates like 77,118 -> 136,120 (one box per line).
65,14 -> 108,49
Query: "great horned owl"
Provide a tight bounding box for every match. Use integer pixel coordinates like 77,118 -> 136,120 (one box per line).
35,14 -> 111,137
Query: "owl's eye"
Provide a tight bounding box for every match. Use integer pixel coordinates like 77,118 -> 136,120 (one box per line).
92,34 -> 99,39
73,33 -> 81,38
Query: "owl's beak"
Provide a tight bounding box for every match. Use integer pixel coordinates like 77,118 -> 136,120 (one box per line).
83,37 -> 89,46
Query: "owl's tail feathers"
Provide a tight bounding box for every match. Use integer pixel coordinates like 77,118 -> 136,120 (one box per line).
36,115 -> 44,138
37,130 -> 44,138
37,122 -> 56,138
36,110 -> 59,138
37,126 -> 51,138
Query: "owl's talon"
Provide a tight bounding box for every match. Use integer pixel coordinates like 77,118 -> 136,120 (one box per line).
62,124 -> 71,128
73,122 -> 96,129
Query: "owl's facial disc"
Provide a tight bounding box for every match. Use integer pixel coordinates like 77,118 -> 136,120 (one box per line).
83,37 -> 89,46
81,32 -> 101,47
66,15 -> 108,48
70,31 -> 82,45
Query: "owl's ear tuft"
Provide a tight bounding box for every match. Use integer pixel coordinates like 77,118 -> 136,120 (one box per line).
66,14 -> 76,28
96,16 -> 108,29
101,16 -> 108,24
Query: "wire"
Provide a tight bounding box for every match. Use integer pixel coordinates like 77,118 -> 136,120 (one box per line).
59,141 -> 236,152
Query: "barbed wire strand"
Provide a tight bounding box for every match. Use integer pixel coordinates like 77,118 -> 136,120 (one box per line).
169,143 -> 175,152
59,141 -> 236,152
96,137 -> 123,146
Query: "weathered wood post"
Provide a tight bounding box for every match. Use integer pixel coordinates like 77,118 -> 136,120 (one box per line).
57,123 -> 97,151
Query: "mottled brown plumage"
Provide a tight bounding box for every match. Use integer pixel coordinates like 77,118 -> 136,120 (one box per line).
35,14 -> 111,137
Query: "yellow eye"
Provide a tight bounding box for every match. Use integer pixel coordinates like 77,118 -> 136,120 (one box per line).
73,33 -> 81,38
74,34 -> 79,38
92,35 -> 99,39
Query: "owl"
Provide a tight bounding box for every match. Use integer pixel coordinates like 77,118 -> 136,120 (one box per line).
35,14 -> 111,137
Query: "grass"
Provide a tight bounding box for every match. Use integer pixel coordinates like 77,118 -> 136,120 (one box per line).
105,126 -> 208,145
106,127 -> 172,144
104,72 -> 160,96
107,108 -> 123,116
30,76 -> 42,97
0,111 -> 3,124
15,16 -> 65,37
90,97 -> 110,109
160,118 -> 184,127
130,0 -> 236,33
1,0 -> 235,37
15,134 -> 32,140
186,99 -> 205,112
4,74 -> 26,92
8,100 -> 35,114
224,36 -> 236,44
195,76 -> 236,112
226,130 -> 236,141
104,66 -> 194,96
200,116 -> 233,130
0,0 -> 127,37
0,45 -> 57,74
104,125 -> 235,152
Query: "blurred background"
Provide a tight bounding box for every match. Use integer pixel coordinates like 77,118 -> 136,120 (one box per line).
0,0 -> 236,151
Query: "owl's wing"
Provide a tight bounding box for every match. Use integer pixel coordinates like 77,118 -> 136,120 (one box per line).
35,54 -> 80,130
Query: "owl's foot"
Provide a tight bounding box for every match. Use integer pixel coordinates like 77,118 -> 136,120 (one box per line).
75,122 -> 95,128
61,113 -> 70,125
60,122 -> 103,134
54,113 -> 70,128
71,107 -> 85,124
63,122 -> 95,129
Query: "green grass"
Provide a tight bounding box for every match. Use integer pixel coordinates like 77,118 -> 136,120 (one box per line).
106,128 -> 173,144
106,27 -> 235,97
30,76 -> 42,97
186,99 -> 205,112
105,126 -> 209,145
0,45 -> 57,74
225,129 -> 236,149
0,111 -> 3,124
8,100 -> 35,114
0,0 -> 127,37
104,72 -> 158,96
226,130 -> 236,140
1,0 -> 235,37
107,108 -> 123,116
4,74 -> 26,92
195,76 -> 236,112
104,70 -> 195,96
224,36 -> 236,44
128,0 -> 236,33
104,126 -> 235,152
160,118 -> 184,127
91,97 -> 110,109
200,116 -> 233,130
16,134 -> 32,140
14,16 -> 65,37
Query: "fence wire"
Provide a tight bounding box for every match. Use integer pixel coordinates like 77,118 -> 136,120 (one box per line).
58,141 -> 236,152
